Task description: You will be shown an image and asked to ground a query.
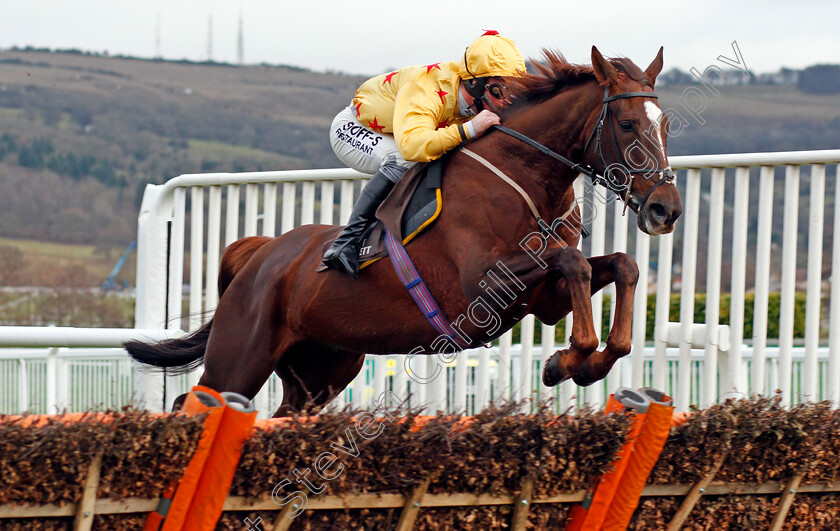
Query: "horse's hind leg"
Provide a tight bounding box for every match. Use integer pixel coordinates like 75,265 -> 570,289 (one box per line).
196,312 -> 287,404
273,343 -> 366,417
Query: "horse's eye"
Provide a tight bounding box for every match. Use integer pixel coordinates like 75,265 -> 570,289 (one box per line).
619,121 -> 634,132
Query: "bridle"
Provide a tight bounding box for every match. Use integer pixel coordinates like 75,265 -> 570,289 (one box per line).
492,86 -> 676,213
583,87 -> 676,211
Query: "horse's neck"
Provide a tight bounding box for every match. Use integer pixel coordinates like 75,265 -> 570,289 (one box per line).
500,83 -> 601,218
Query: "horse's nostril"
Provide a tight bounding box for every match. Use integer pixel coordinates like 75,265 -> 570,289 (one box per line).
648,203 -> 669,223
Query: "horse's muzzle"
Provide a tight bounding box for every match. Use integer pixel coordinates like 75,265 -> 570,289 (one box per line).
638,199 -> 682,235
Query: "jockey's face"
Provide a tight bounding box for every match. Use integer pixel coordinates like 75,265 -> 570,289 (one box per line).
483,77 -> 513,112
459,77 -> 513,115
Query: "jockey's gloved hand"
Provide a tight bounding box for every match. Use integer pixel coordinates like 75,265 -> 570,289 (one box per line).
471,110 -> 501,136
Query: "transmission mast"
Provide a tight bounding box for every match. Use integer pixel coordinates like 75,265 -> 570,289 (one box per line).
207,15 -> 213,62
237,11 -> 244,65
155,14 -> 161,59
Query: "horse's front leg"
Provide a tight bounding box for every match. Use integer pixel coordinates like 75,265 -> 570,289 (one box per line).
460,246 -> 599,380
536,252 -> 638,387
573,253 -> 638,385
502,246 -> 600,387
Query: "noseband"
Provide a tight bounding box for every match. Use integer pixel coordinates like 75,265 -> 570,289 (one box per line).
583,87 -> 676,211
491,87 -> 675,213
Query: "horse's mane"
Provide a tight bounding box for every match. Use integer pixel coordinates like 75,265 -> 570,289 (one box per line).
509,50 -> 651,106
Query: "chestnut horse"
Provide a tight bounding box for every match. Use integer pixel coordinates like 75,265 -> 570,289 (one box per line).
126,47 -> 682,416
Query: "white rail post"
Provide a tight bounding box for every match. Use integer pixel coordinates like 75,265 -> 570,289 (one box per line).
46,347 -> 58,414
703,168 -> 726,408
263,183 -> 278,237
168,188 -> 186,331
57,349 -> 69,411
830,164 -> 840,406
751,166 -> 775,398
134,184 -> 172,412
189,187 -> 205,332
518,314 -> 535,410
609,199 -> 628,391
476,346 -> 491,411
392,354 -> 407,409
453,349 -> 468,412
632,232 -> 650,389
244,183 -> 259,236
339,180 -> 355,224
804,165 -> 826,400
281,182 -> 296,234
187,187 -> 205,393
779,165 -> 800,405
677,169 -> 701,411
225,184 -> 240,247
588,186 -> 606,407
540,322 -> 555,406
727,167 -> 750,398
320,181 -> 335,225
301,182 -> 315,225
498,330 -> 512,404
653,231 -> 674,393
166,188 -> 188,406
18,359 -> 28,413
205,186 -> 223,312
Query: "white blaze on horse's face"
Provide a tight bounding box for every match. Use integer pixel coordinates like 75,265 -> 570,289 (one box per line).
643,100 -> 676,185
643,101 -> 665,154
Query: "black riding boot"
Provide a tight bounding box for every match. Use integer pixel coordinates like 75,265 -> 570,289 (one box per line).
322,169 -> 397,278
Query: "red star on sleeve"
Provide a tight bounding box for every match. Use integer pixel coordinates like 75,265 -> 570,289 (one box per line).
435,89 -> 448,104
437,119 -> 450,129
368,116 -> 385,133
383,71 -> 398,84
425,63 -> 441,73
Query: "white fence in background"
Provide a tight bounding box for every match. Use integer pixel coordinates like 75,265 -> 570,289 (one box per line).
1,149 -> 840,416
1,345 -> 831,415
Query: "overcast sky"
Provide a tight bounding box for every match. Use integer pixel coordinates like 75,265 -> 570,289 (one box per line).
1,0 -> 837,76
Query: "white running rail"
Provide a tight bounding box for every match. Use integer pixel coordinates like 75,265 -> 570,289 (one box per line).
1,149 -> 839,415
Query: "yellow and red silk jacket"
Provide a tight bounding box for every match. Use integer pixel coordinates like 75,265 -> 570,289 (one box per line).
352,60 -> 472,163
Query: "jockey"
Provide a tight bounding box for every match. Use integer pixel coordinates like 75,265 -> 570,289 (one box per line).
322,31 -> 526,278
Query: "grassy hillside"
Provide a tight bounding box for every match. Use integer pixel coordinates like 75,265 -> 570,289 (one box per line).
0,49 -> 365,248
0,236 -> 136,287
657,85 -> 840,155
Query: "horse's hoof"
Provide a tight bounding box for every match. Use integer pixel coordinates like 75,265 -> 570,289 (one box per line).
542,350 -> 574,387
572,368 -> 597,387
572,351 -> 620,387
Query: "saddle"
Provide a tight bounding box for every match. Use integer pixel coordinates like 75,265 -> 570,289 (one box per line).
320,155 -> 448,272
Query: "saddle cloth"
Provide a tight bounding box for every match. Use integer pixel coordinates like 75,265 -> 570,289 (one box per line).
319,155 -> 448,272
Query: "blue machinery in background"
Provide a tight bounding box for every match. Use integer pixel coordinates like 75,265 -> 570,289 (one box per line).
102,241 -> 136,291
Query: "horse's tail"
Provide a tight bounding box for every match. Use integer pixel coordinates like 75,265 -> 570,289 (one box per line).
125,323 -> 211,375
125,236 -> 274,375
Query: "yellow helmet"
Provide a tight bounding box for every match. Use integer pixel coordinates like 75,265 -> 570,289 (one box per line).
458,30 -> 526,79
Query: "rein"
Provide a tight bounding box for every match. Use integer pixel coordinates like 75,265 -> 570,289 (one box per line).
490,87 -> 676,213
461,147 -> 586,238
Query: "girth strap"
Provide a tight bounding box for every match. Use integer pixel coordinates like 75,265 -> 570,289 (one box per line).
384,228 -> 470,349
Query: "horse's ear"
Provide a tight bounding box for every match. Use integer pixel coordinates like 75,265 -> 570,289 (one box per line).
645,47 -> 664,86
591,46 -> 617,85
